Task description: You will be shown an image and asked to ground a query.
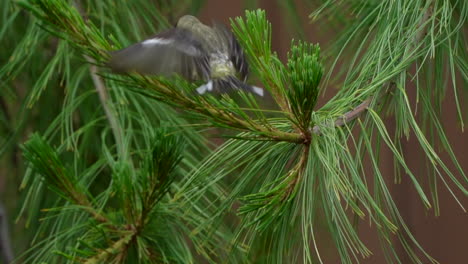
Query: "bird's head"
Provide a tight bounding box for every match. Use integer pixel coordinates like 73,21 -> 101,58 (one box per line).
177,15 -> 203,31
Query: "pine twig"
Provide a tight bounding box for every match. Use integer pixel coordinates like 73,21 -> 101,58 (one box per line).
311,97 -> 372,135
83,233 -> 134,264
86,55 -> 125,155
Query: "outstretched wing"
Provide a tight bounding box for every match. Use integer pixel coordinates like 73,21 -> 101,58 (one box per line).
108,28 -> 210,80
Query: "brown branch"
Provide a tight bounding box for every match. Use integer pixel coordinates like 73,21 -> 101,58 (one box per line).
86,55 -> 125,154
410,2 -> 433,54
0,203 -> 14,264
311,98 -> 372,135
284,144 -> 310,199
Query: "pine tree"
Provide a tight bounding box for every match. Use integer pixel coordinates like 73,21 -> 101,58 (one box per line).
1,0 -> 467,263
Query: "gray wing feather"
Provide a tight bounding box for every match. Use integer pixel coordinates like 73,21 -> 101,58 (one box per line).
109,28 -> 209,80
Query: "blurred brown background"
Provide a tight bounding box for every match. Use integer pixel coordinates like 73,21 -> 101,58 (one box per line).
198,1 -> 468,263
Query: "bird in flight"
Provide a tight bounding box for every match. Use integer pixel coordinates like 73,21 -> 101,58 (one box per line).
109,15 -> 263,96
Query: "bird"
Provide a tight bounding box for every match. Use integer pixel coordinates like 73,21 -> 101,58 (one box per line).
108,15 -> 263,96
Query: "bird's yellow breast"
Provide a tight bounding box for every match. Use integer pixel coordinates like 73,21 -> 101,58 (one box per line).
209,53 -> 236,79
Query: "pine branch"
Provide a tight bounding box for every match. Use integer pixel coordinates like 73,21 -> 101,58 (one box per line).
83,233 -> 134,264
312,2 -> 433,136
22,134 -> 114,227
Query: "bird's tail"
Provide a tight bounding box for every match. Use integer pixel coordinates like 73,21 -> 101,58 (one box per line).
196,76 -> 263,96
